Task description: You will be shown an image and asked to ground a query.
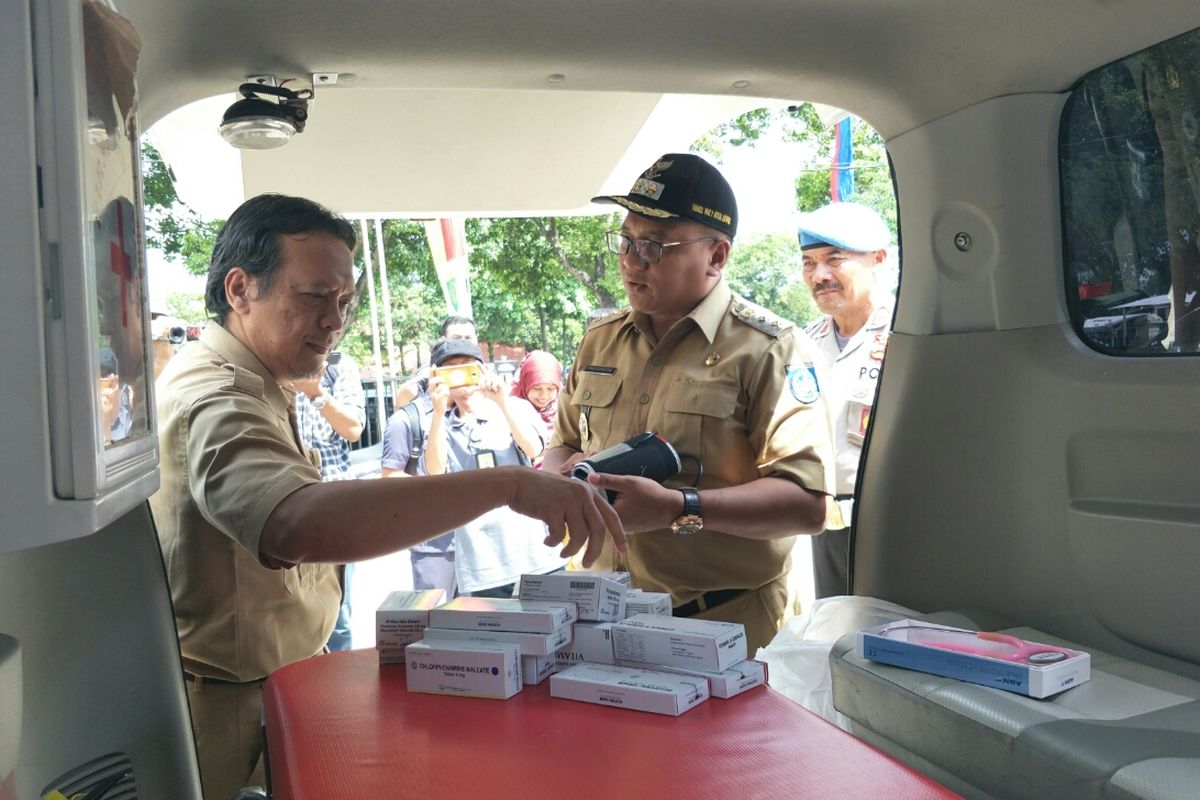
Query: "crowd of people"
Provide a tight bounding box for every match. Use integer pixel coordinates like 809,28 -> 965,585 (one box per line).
148,155 -> 894,798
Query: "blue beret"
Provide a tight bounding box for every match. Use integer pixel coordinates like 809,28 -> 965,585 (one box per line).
796,202 -> 891,251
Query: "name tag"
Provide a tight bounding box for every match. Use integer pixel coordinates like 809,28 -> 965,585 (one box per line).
476,451 -> 496,469
581,365 -> 617,375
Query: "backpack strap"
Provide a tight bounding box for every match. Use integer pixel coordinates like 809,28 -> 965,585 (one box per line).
400,401 -> 423,476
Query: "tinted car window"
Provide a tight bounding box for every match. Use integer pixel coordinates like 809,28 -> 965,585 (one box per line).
1060,27 -> 1200,355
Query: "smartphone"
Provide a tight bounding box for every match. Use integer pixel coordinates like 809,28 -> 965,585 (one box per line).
431,363 -> 482,388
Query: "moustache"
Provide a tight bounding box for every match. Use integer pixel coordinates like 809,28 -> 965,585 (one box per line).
813,280 -> 843,292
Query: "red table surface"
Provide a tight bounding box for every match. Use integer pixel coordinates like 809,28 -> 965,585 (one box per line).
263,649 -> 959,800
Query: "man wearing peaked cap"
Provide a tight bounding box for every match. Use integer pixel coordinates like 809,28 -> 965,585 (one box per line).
543,153 -> 837,652
797,201 -> 895,598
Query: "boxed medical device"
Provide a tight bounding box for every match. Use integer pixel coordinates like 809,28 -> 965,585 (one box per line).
622,589 -> 671,618
375,589 -> 446,650
421,624 -> 571,656
521,653 -> 559,685
612,614 -> 747,673
550,663 -> 709,716
518,572 -> 627,621
428,596 -> 577,634
555,621 -> 616,667
405,640 -> 522,699
615,658 -> 767,699
857,619 -> 1091,698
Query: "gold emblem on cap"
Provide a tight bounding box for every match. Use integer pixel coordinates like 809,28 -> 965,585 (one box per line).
705,353 -> 721,366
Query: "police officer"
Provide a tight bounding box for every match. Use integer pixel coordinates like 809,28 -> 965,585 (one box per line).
796,202 -> 894,598
543,153 -> 836,653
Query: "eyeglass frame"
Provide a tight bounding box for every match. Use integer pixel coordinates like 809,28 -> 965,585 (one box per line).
604,230 -> 721,265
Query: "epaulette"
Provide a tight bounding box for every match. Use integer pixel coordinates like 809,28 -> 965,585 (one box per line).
586,306 -> 631,331
222,362 -> 267,397
803,316 -> 831,337
730,298 -> 791,337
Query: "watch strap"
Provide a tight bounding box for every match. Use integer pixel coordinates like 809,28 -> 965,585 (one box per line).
680,487 -> 701,517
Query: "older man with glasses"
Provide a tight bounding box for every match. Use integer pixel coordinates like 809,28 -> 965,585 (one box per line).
542,153 -> 836,652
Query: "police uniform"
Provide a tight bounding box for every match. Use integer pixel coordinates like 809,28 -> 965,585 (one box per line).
804,298 -> 893,597
552,280 -> 835,652
151,323 -> 340,799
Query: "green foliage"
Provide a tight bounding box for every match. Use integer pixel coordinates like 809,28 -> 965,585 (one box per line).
162,291 -> 206,323
141,142 -> 225,278
724,233 -> 820,327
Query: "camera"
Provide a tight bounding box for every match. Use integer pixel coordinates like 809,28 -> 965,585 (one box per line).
167,326 -> 186,344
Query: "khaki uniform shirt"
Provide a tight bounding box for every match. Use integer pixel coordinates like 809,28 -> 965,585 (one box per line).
552,281 -> 835,648
804,299 -> 893,526
150,324 -> 340,682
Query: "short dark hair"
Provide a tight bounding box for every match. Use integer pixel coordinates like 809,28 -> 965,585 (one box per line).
440,315 -> 476,336
205,194 -> 357,325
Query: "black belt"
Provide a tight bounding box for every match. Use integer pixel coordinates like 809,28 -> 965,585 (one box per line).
183,672 -> 265,687
673,588 -> 746,617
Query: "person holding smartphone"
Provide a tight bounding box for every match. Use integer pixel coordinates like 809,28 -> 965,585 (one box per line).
422,337 -> 566,596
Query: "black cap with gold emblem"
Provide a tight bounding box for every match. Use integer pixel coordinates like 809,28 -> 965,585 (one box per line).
592,153 -> 738,238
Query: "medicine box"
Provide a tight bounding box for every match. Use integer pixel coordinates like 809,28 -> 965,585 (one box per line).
555,621 -> 616,668
623,589 -> 671,618
375,589 -> 446,650
550,663 -> 709,716
428,596 -> 577,634
616,658 -> 766,699
405,640 -> 522,699
612,614 -> 747,673
422,624 -> 571,657
857,620 -> 1091,699
519,572 -> 627,622
521,653 -> 558,685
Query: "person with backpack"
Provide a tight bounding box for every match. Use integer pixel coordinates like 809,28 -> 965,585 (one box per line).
380,342 -> 456,596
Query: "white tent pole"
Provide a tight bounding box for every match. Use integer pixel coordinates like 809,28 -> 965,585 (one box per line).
359,219 -> 387,441
374,219 -> 399,376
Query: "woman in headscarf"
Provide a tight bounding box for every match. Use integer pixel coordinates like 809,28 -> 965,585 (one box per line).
510,350 -> 563,467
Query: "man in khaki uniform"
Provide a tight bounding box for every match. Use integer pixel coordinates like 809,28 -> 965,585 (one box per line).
152,194 -> 623,800
543,154 -> 835,653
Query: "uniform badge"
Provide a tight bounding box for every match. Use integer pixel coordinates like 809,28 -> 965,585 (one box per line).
870,333 -> 889,362
579,408 -> 590,444
787,362 -> 821,404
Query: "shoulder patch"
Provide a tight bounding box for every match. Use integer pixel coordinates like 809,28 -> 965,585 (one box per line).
586,307 -> 631,331
786,362 -> 821,404
730,297 -> 791,338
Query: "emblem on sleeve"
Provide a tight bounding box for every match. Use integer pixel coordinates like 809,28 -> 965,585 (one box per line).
787,362 -> 821,404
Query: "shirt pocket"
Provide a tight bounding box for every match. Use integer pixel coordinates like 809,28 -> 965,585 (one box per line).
282,563 -> 321,595
571,372 -> 622,451
660,380 -> 740,469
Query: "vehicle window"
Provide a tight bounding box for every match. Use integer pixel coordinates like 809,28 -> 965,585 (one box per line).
1060,26 -> 1200,355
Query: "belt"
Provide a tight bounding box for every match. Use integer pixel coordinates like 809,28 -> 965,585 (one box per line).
673,588 -> 746,617
183,672 -> 266,687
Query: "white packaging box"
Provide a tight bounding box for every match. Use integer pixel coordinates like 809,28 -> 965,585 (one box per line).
858,620 -> 1091,699
612,614 -> 747,673
519,572 -> 627,622
422,624 -> 571,657
405,640 -> 522,699
616,658 -> 767,699
521,653 -> 559,685
555,622 -> 616,668
428,596 -> 577,634
375,589 -> 446,650
623,590 -> 671,618
550,663 -> 709,716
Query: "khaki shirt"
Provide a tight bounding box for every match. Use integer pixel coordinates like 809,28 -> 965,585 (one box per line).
553,281 -> 835,645
150,324 -> 340,682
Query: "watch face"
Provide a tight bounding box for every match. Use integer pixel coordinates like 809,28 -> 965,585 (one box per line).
672,517 -> 703,536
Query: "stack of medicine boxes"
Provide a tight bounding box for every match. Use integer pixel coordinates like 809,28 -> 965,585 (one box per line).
404,595 -> 577,699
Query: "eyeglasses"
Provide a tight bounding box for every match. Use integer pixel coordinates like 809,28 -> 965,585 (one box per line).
605,230 -> 719,264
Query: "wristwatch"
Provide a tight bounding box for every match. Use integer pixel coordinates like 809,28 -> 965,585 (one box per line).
310,393 -> 329,411
671,487 -> 704,536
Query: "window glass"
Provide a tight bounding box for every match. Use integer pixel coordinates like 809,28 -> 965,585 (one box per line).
1061,27 -> 1200,354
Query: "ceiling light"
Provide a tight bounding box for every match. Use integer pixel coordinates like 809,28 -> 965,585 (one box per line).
218,82 -> 312,150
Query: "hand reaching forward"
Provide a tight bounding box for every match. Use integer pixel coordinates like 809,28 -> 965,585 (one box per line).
504,466 -> 626,568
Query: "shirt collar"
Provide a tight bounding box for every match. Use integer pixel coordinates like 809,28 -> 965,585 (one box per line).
627,279 -> 731,345
201,324 -> 295,416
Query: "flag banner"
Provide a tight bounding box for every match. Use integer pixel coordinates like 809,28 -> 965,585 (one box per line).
424,218 -> 473,318
830,116 -> 855,202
